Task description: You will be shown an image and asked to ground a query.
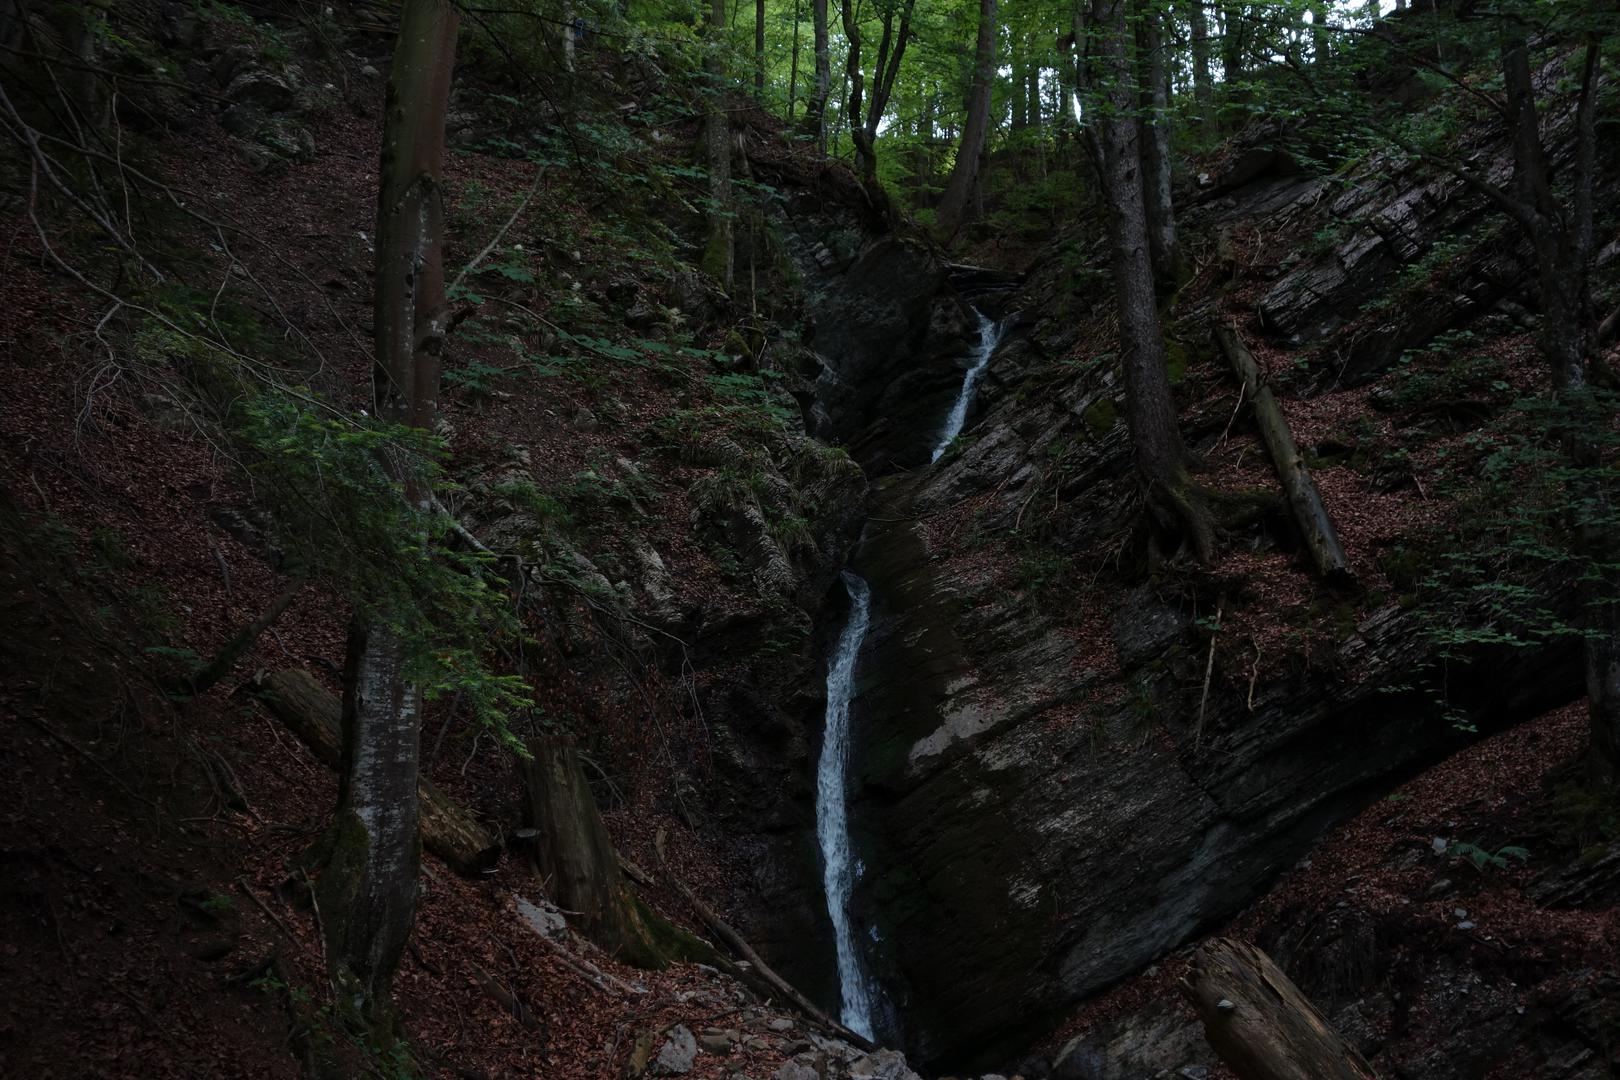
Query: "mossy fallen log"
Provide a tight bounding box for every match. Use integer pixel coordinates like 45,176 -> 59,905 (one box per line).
517,735 -> 705,970
256,669 -> 499,877
1182,937 -> 1380,1080
1214,325 -> 1351,582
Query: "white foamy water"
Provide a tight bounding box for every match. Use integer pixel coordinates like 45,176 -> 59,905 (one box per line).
931,308 -> 1007,463
815,570 -> 876,1039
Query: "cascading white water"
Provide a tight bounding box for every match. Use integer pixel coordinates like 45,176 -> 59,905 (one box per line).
815,570 -> 876,1039
930,308 -> 1007,463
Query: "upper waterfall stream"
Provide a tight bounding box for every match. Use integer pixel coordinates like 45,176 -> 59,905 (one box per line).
931,307 -> 1007,463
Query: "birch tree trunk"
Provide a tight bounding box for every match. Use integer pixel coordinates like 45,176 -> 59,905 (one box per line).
315,0 -> 457,1040
935,0 -> 996,239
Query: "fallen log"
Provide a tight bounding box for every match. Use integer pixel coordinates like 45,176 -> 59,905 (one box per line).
1214,325 -> 1352,582
653,827 -> 876,1052
255,669 -> 499,877
1181,937 -> 1380,1080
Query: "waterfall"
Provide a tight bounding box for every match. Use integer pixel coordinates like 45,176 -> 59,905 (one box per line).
930,308 -> 1007,464
816,570 -> 876,1039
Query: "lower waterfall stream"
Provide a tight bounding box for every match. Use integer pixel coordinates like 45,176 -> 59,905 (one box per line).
815,570 -> 877,1039
815,302 -> 1009,1042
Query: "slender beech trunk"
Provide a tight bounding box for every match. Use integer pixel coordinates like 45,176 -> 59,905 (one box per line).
754,0 -> 766,96
1185,0 -> 1213,125
844,0 -> 916,188
1135,0 -> 1182,287
704,0 -> 734,288
1219,1 -> 1245,84
1092,0 -> 1211,562
318,0 -> 458,1037
935,0 -> 996,238
788,0 -> 802,119
801,0 -> 831,145
1011,37 -> 1029,131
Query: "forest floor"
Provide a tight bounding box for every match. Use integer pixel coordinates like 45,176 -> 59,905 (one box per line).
1041,698 -> 1620,1078
0,14 -> 834,1080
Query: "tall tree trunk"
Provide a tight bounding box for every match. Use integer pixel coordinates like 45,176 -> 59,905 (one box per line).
1027,64 -> 1042,130
315,0 -> 457,1040
1498,31 -> 1612,784
846,0 -> 915,191
754,0 -> 766,96
1092,0 -> 1211,562
1011,37 -> 1029,131
1219,1 -> 1245,83
801,0 -> 831,145
1186,0 -> 1213,125
840,0 -> 869,175
788,0 -> 802,120
1135,0 -> 1182,286
1309,0 -> 1328,66
703,0 -> 734,289
934,0 -> 996,239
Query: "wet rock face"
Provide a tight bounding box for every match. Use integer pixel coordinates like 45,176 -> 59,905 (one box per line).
799,237 -> 971,472
824,222 -> 1581,1069
848,468 -> 1579,1069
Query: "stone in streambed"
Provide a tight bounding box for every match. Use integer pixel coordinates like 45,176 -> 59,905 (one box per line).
654,1026 -> 698,1075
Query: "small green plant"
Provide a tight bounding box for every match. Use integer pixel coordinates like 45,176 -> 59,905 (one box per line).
1450,841 -> 1530,872
199,892 -> 235,915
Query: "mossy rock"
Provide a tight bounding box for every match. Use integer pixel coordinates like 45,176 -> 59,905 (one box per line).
1081,397 -> 1119,440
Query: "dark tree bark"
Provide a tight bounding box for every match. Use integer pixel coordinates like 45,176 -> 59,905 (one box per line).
1027,63 -> 1042,130
935,0 -> 996,239
754,0 -> 766,96
1135,0 -> 1182,286
1219,1 -> 1246,84
1091,0 -> 1211,562
843,0 -> 916,190
517,737 -> 682,968
1215,327 -> 1349,581
703,0 -> 734,289
1183,938 -> 1381,1080
787,0 -> 802,119
189,575 -> 306,695
800,0 -> 831,145
315,0 -> 458,1040
1011,36 -> 1029,131
1309,0 -> 1328,66
1185,0 -> 1214,124
1486,28 -> 1614,783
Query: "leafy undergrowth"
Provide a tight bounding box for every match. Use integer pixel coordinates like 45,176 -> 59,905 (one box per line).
0,1 -> 873,1076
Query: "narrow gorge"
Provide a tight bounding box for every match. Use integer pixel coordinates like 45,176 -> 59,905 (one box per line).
2,2 -> 1617,1079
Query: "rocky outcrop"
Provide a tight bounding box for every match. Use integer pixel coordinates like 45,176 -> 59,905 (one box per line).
802,122 -> 1593,1067
795,236 -> 976,472
848,465 -> 1579,1066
